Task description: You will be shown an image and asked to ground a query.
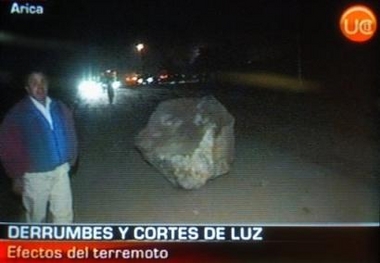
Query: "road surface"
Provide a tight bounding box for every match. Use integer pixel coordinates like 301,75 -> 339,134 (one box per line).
0,83 -> 378,224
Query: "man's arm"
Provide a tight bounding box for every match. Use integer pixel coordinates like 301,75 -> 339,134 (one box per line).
60,102 -> 78,167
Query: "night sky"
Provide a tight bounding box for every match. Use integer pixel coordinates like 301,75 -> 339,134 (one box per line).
0,0 -> 378,80
2,1 -> 370,42
2,1 -> 300,42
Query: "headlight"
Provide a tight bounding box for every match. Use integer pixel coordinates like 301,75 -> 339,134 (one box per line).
112,81 -> 121,89
78,80 -> 103,100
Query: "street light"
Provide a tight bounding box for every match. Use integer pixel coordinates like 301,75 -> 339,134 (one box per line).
136,43 -> 145,75
136,43 -> 144,53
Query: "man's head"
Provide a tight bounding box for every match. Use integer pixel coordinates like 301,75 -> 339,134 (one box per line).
25,72 -> 48,105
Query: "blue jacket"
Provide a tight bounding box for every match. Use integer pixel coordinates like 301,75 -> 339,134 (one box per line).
0,97 -> 78,177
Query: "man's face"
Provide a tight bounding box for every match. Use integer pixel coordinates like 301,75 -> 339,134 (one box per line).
25,73 -> 48,104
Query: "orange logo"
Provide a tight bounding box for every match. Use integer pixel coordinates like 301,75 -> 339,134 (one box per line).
340,5 -> 377,42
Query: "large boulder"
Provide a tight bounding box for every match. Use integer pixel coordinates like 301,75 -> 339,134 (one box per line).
135,96 -> 235,190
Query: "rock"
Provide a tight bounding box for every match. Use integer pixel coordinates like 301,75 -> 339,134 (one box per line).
135,96 -> 235,189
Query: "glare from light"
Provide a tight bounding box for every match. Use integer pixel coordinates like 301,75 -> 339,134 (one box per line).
146,77 -> 154,83
112,80 -> 121,89
78,80 -> 103,100
137,78 -> 144,84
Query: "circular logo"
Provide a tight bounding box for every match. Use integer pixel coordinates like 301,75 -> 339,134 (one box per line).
340,5 -> 377,42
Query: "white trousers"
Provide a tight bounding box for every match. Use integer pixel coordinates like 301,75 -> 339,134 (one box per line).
22,163 -> 73,223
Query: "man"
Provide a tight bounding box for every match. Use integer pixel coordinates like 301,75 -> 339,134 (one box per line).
0,72 -> 77,223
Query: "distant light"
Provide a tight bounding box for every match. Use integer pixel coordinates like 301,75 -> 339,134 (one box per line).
136,43 -> 144,52
137,78 -> 144,84
146,77 -> 154,84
